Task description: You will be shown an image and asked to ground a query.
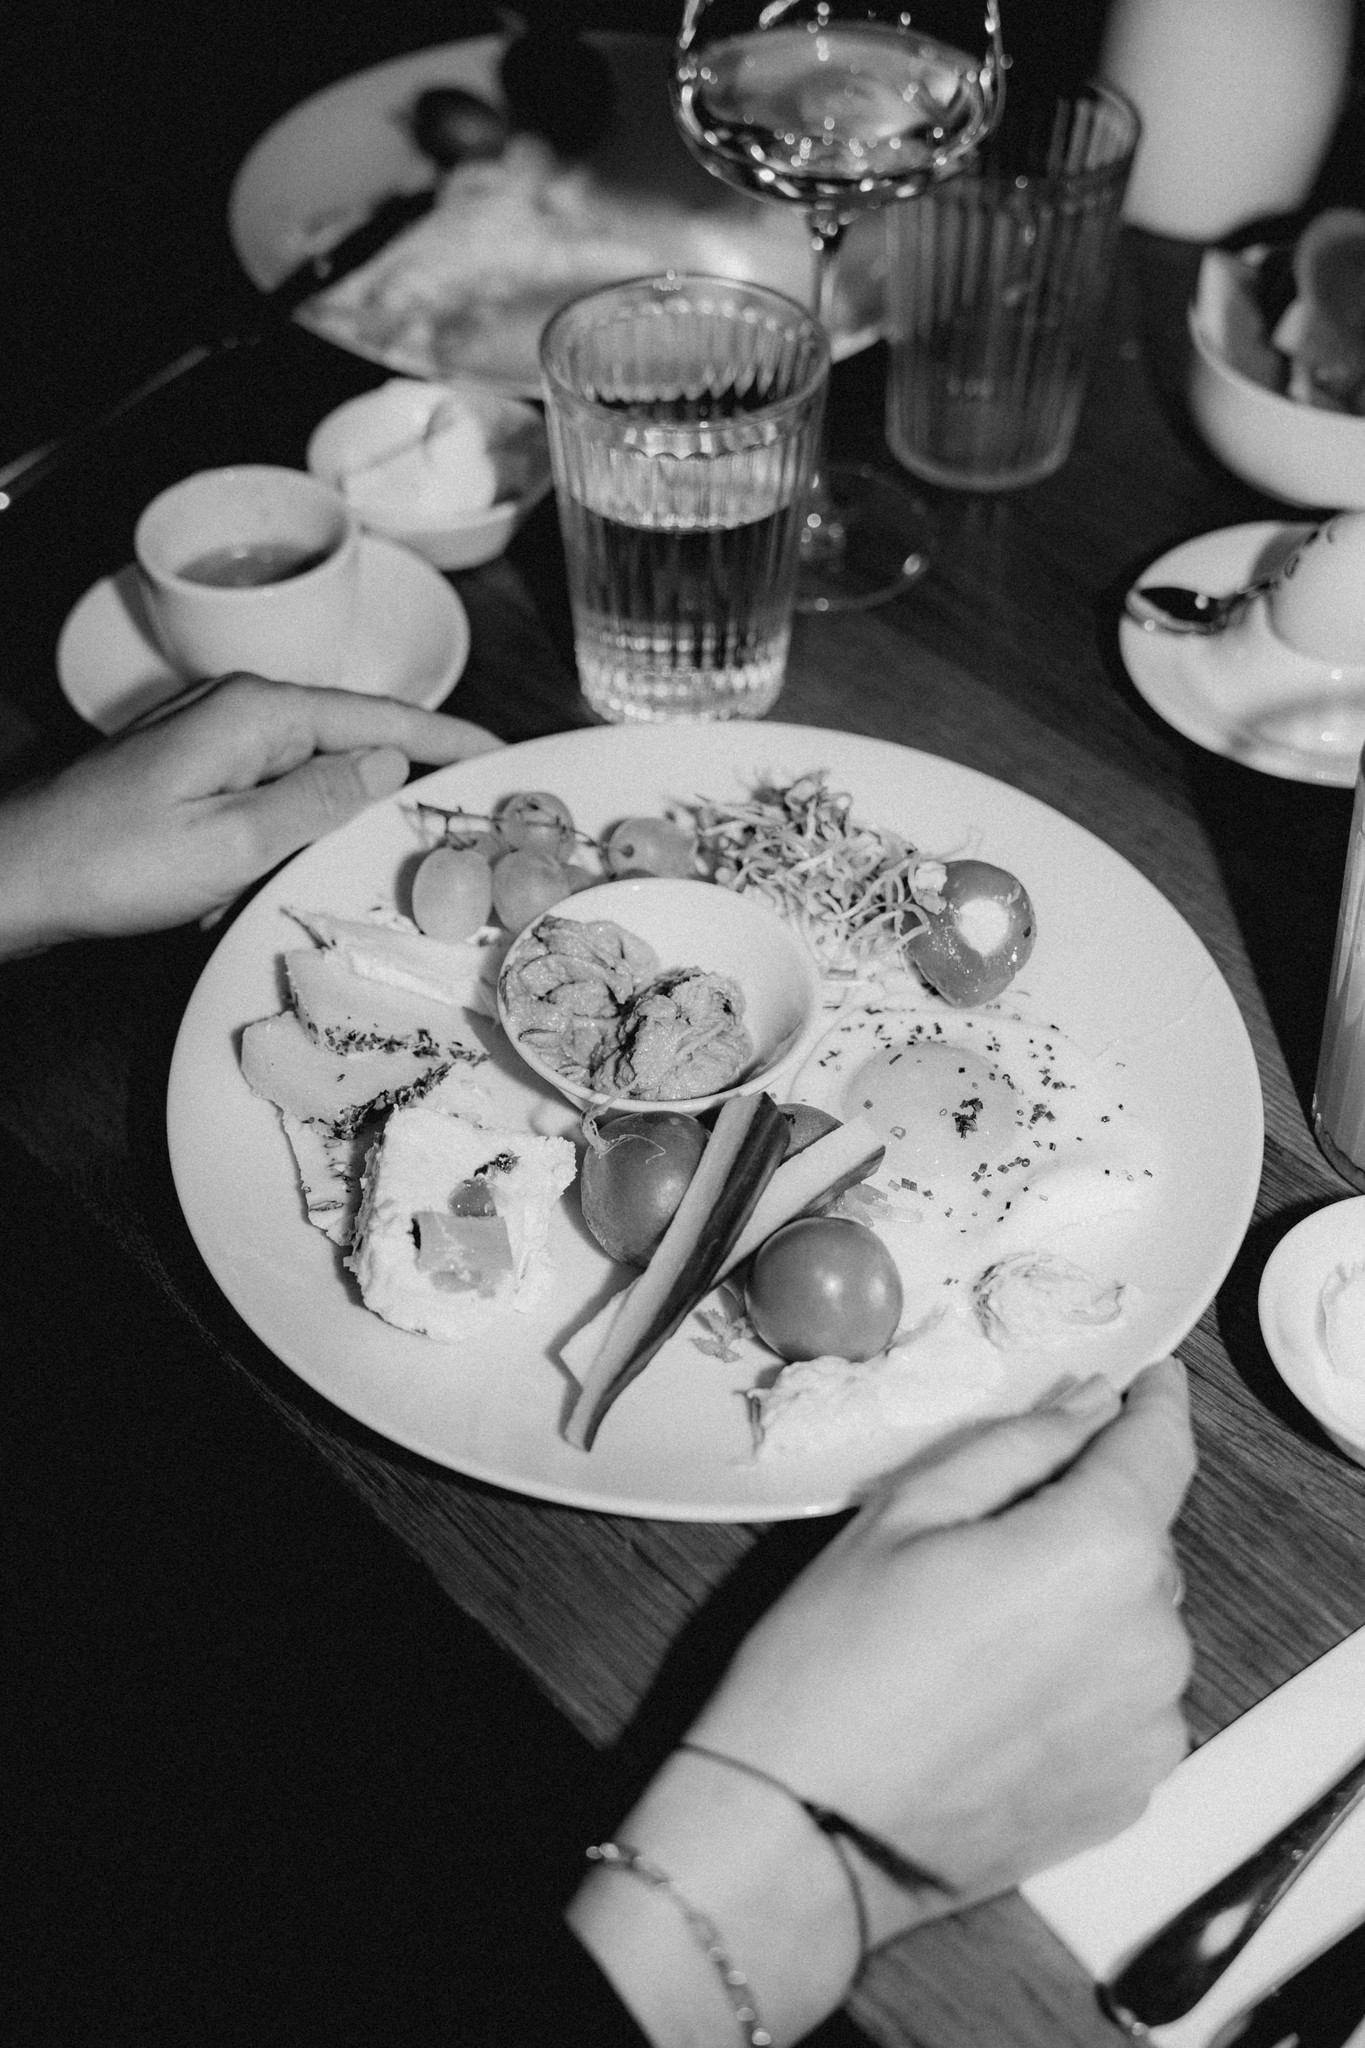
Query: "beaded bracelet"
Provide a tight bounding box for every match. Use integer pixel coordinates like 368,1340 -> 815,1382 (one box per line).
679,1740 -> 951,1957
585,1840 -> 773,2047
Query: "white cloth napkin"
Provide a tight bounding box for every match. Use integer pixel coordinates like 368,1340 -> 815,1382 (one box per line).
1022,1626 -> 1365,2047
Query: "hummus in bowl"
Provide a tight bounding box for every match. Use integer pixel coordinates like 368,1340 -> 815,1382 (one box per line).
496,877 -> 821,1115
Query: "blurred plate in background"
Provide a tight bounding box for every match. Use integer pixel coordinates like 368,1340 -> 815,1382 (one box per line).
228,35 -> 886,396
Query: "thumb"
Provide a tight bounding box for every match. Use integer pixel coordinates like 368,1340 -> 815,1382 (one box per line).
857,1377 -> 1122,1542
226,745 -> 410,869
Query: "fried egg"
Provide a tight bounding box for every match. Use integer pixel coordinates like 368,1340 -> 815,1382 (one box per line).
794,1001 -> 1159,1313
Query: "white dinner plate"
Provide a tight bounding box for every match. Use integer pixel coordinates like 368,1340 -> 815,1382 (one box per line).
167,724 -> 1264,1521
1120,521 -> 1365,787
228,34 -> 885,396
56,535 -> 469,734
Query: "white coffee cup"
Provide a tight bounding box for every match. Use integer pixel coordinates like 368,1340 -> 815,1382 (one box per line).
1267,513 -> 1365,667
134,466 -> 360,686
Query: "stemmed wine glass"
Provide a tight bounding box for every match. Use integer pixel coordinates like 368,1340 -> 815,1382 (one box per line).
672,0 -> 1005,611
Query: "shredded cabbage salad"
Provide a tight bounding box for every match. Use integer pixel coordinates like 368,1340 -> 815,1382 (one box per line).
690,772 -> 936,976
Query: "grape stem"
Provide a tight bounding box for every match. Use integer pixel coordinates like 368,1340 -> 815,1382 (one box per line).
407,800 -> 598,849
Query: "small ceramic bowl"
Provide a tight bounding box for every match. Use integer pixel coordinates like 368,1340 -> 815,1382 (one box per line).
496,877 -> 823,1117
1258,1196 -> 1365,1465
306,377 -> 552,570
1187,309 -> 1365,511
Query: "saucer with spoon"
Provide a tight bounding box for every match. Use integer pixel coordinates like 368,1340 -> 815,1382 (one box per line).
1119,517 -> 1365,786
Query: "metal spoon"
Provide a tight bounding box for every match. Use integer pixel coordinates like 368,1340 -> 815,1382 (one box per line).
1099,1745 -> 1365,2034
1124,575 -> 1277,635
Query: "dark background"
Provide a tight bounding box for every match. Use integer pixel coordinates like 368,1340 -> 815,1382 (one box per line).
0,0 -> 1130,464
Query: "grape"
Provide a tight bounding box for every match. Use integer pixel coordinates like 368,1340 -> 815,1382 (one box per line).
411,846 -> 494,943
494,791 -> 578,859
455,829 -> 504,865
603,816 -> 697,879
491,848 -> 578,934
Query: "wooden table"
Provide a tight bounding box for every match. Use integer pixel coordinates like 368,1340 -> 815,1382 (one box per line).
4,14 -> 1365,2043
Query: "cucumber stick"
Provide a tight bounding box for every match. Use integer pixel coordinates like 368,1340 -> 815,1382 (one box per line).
566,1092 -> 789,1451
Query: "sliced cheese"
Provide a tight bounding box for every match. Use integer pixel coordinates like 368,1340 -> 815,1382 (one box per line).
288,909 -> 509,1017
282,1114 -> 372,1244
281,1067 -> 494,1244
286,946 -> 484,1059
241,1009 -> 460,1135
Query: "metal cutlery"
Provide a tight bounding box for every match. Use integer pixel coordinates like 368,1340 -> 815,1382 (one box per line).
1100,1745 -> 1365,2034
1123,576 -> 1278,635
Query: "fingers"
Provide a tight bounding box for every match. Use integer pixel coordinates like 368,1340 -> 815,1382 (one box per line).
856,1376 -> 1122,1541
228,680 -> 504,765
1055,1356 -> 1195,1534
222,747 -> 413,875
138,674 -> 503,782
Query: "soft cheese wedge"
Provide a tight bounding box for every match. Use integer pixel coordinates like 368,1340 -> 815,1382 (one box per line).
282,1069 -> 493,1245
241,1009 -> 473,1136
286,946 -> 481,1058
348,1107 -> 577,1338
288,909 -> 510,1017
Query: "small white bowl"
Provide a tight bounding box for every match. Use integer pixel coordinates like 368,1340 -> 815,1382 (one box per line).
1187,308 -> 1365,511
496,877 -> 822,1117
1258,1196 -> 1365,1465
306,377 -> 551,570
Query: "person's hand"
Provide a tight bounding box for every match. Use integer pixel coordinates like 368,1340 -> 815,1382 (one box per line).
688,1357 -> 1194,1938
0,674 -> 502,957
570,1360 -> 1195,2046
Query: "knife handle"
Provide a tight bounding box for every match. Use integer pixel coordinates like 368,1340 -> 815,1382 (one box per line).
1100,1747 -> 1365,2032
0,187 -> 435,515
0,341 -> 223,514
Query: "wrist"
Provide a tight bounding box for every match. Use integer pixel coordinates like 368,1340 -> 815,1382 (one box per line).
0,780 -> 85,958
567,1748 -> 858,2048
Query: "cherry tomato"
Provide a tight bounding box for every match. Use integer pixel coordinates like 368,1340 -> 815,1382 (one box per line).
410,845 -> 494,943
904,860 -> 1035,1006
490,848 -> 578,934
493,791 -> 577,860
579,1110 -> 708,1265
745,1217 -> 902,1362
603,816 -> 697,880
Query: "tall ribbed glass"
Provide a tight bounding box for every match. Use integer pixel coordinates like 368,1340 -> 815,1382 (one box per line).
540,274 -> 828,722
884,83 -> 1139,492
1314,755 -> 1365,1192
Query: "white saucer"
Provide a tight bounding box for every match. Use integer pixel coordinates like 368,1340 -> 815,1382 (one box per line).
56,532 -> 470,736
1258,1196 -> 1365,1464
1120,521 -> 1365,786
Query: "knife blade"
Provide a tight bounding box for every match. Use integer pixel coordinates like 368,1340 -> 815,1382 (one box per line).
0,186 -> 437,514
256,185 -> 436,319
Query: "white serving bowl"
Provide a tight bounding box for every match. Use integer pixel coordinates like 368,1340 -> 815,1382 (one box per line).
496,877 -> 823,1117
1187,307 -> 1365,510
1258,1196 -> 1365,1466
306,377 -> 551,570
